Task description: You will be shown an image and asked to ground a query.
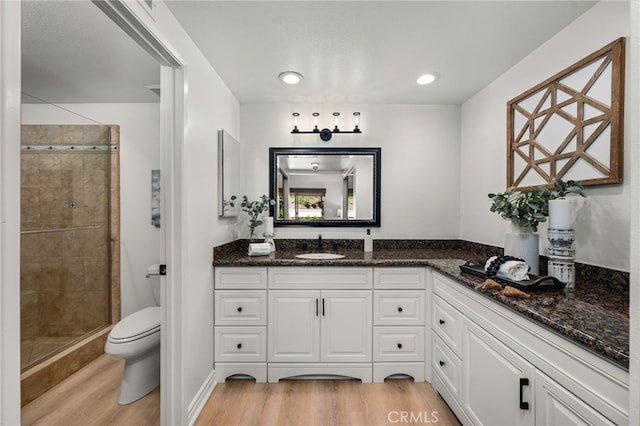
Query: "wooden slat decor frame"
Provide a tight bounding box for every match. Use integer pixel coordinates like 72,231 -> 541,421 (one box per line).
507,37 -> 625,190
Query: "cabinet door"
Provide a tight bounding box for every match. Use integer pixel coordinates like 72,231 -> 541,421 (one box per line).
320,290 -> 372,362
268,290 -> 320,362
535,370 -> 615,426
463,319 -> 535,426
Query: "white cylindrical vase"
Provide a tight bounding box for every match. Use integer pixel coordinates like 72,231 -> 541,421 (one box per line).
504,224 -> 539,275
549,199 -> 572,230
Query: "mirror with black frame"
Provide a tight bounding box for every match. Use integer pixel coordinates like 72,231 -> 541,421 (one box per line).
269,147 -> 381,227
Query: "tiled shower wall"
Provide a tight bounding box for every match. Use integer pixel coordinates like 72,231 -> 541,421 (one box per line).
20,125 -> 115,362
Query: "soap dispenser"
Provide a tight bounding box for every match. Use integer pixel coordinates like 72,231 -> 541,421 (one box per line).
364,228 -> 373,252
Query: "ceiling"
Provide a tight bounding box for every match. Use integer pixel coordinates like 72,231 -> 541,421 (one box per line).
21,0 -> 160,104
22,1 -> 597,105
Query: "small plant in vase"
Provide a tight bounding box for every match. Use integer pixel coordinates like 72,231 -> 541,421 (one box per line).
240,195 -> 275,241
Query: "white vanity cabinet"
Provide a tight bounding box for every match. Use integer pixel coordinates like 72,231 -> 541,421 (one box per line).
213,267 -> 268,383
372,267 -> 427,382
268,290 -> 372,363
431,271 -> 629,426
267,267 -> 373,382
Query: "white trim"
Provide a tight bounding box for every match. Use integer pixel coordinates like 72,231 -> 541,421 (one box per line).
629,1 -> 640,424
160,63 -> 187,426
187,371 -> 217,426
0,1 -> 22,424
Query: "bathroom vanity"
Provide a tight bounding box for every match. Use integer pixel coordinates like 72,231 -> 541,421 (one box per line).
212,240 -> 629,425
214,266 -> 427,384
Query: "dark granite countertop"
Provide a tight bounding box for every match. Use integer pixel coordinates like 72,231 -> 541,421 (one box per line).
213,239 -> 629,369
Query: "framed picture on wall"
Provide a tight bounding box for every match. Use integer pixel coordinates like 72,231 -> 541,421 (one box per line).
507,37 -> 625,190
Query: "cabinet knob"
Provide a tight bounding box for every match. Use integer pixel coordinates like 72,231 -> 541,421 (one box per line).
397,343 -> 403,349
236,343 -> 242,349
439,360 -> 445,367
397,307 -> 403,313
237,306 -> 243,313
439,319 -> 445,325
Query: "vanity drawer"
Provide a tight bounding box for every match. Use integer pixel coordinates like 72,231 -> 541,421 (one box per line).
215,267 -> 267,289
432,294 -> 462,355
374,290 -> 425,325
215,290 -> 267,326
374,268 -> 426,289
268,267 -> 372,289
215,327 -> 266,362
432,332 -> 462,402
373,326 -> 425,361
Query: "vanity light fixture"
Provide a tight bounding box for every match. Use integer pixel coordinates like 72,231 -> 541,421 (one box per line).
278,71 -> 303,85
291,112 -> 362,142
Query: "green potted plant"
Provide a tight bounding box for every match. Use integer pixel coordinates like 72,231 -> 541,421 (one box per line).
488,178 -> 585,274
488,178 -> 585,232
240,194 -> 275,240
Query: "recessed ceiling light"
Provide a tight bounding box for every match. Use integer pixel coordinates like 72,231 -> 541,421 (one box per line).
278,71 -> 304,85
417,73 -> 439,85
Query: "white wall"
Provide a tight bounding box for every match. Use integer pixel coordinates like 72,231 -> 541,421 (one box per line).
241,103 -> 461,240
22,103 -> 161,317
460,1 -> 631,271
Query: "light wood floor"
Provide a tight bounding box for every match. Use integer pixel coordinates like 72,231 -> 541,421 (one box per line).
22,354 -> 460,426
21,354 -> 160,426
196,378 -> 461,426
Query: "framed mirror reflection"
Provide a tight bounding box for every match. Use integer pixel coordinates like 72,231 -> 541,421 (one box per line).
269,147 -> 381,227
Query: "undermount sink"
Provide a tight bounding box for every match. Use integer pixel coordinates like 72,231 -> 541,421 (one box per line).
295,252 -> 346,260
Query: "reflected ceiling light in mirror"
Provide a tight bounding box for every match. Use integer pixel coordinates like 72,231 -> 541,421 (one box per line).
417,72 -> 439,85
278,71 -> 304,85
291,112 -> 362,142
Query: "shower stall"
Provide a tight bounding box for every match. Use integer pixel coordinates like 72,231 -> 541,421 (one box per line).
20,124 -> 120,404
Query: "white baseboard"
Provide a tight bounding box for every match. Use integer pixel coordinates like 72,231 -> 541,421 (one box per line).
188,370 -> 217,426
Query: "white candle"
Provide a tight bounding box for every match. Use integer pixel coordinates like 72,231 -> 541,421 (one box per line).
264,217 -> 274,235
549,199 -> 571,230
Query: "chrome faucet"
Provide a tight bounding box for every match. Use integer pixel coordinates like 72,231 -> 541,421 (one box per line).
318,234 -> 323,252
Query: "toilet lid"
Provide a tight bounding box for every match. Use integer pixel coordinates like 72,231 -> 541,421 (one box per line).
110,306 -> 160,341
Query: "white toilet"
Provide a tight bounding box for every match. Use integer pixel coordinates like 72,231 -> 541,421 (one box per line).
105,264 -> 162,404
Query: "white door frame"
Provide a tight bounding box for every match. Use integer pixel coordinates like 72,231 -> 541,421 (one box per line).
0,1 -> 23,424
91,2 -> 186,424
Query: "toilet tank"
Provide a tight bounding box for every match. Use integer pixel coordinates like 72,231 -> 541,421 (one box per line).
147,264 -> 162,306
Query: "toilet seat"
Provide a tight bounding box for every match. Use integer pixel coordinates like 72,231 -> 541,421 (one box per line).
109,306 -> 161,343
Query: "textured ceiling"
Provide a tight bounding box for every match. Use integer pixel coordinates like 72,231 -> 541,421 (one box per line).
22,1 -> 597,105
165,1 -> 597,104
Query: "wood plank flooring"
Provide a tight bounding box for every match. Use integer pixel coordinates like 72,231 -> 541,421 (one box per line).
21,354 -> 160,426
22,354 -> 460,426
196,378 -> 461,426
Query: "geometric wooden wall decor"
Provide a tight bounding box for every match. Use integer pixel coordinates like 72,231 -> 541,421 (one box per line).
507,37 -> 625,190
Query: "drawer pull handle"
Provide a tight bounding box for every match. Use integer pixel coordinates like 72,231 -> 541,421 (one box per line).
237,306 -> 243,313
236,343 -> 242,350
397,307 -> 403,313
439,319 -> 445,325
519,378 -> 530,410
397,343 -> 403,349
439,360 -> 445,367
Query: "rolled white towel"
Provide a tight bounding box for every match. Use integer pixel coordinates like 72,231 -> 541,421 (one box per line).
248,243 -> 272,257
485,256 -> 530,281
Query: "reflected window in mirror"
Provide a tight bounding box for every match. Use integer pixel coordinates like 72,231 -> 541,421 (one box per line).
269,148 -> 381,227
